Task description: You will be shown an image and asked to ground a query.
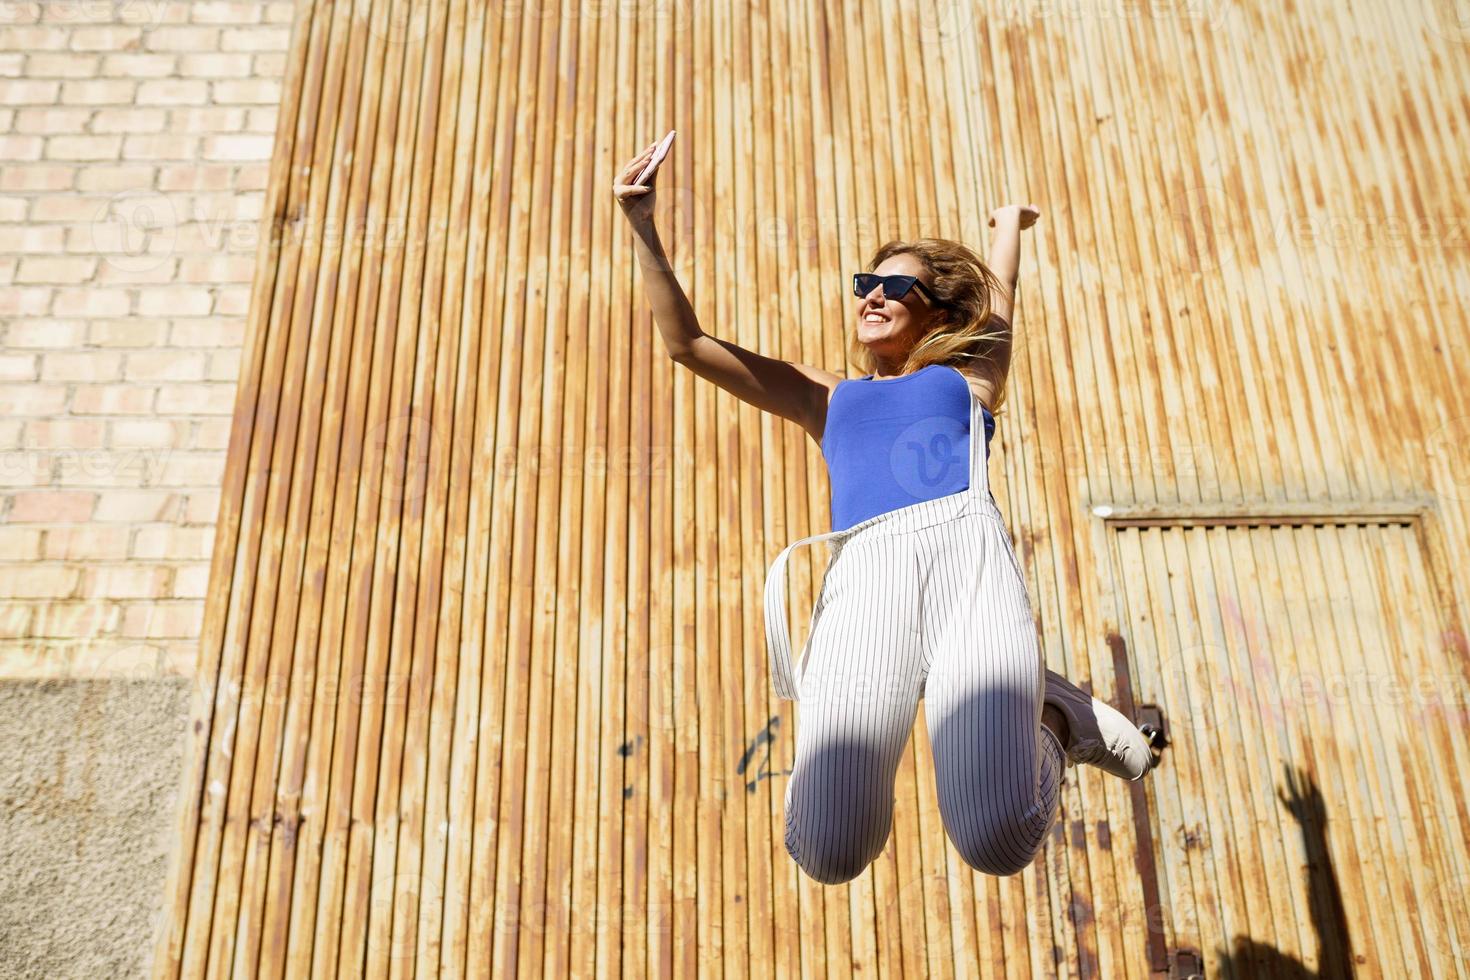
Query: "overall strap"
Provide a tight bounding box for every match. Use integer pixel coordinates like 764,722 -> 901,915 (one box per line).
964,377 -> 993,505
763,526 -> 853,701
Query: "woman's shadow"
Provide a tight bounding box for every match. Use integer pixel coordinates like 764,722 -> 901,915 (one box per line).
1215,763 -> 1357,978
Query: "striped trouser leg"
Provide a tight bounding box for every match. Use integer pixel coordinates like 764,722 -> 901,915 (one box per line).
782,531 -> 928,885
920,511 -> 1065,876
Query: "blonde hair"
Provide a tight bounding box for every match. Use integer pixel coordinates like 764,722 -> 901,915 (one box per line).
848,237 -> 1013,416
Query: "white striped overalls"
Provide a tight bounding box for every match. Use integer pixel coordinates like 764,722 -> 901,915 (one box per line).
763,380 -> 1065,883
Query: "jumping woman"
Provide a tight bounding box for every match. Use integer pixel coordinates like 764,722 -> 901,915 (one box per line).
614,134 -> 1154,885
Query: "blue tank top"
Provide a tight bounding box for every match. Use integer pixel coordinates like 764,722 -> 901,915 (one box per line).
821,363 -> 995,531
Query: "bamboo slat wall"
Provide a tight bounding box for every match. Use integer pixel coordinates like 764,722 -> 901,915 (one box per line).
151,0 -> 1470,976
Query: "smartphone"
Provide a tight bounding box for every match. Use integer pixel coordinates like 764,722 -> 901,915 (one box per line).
633,130 -> 676,186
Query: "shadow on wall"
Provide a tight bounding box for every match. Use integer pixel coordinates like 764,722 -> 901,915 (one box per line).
0,679 -> 192,979
1216,764 -> 1361,978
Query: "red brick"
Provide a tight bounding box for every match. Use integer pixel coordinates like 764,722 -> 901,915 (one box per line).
0,135 -> 44,160
0,356 -> 39,382
202,133 -> 273,161
136,290 -> 212,318
74,163 -> 156,191
156,384 -> 236,415
5,321 -> 85,348
122,133 -> 199,159
192,418 -> 233,450
120,600 -> 203,639
66,26 -> 144,51
179,52 -> 253,77
72,383 -> 155,415
213,289 -> 251,316
0,605 -> 34,640
45,134 -> 123,161
171,563 -> 212,598
132,526 -> 214,560
0,225 -> 66,252
8,491 -> 96,523
87,320 -> 170,347
52,287 -> 131,316
0,384 -> 69,415
111,418 -> 183,448
251,53 -> 285,77
234,161 -> 269,190
167,106 -> 246,132
0,79 -> 60,102
192,2 -> 264,24
0,26 -> 67,51
30,601 -> 123,638
90,106 -> 168,132
211,78 -> 279,104
80,565 -> 171,600
184,490 -> 222,524
15,256 -> 98,284
52,453 -> 164,489
92,491 -> 180,522
168,320 -> 246,348
26,53 -> 100,78
145,26 -> 220,51
136,79 -> 209,106
95,258 -> 180,285
153,453 -> 226,487
0,287 -> 55,317
177,253 -> 254,284
0,527 -> 44,561
98,53 -> 175,78
0,564 -> 80,599
39,352 -> 122,382
25,418 -> 107,448
158,162 -> 232,191
206,349 -> 241,381
60,78 -> 137,105
41,525 -> 130,560
244,107 -> 277,132
21,193 -> 112,222
220,26 -> 289,52
0,165 -> 76,192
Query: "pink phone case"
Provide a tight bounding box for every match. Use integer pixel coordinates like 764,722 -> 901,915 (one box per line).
634,131 -> 675,186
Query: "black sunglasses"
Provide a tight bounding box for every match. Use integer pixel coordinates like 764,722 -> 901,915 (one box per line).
852,272 -> 939,305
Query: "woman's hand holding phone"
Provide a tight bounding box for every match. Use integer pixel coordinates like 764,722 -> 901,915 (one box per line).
614,129 -> 674,227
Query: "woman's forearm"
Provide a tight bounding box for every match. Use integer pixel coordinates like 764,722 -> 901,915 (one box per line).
628,218 -> 705,360
987,213 -> 1022,325
987,212 -> 1022,288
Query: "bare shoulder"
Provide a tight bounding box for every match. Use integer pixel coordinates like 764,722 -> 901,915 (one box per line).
793,362 -> 845,395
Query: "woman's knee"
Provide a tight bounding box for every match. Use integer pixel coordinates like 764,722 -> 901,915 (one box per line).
785,802 -> 891,885
785,831 -> 884,885
951,834 -> 1034,878
944,805 -> 1055,878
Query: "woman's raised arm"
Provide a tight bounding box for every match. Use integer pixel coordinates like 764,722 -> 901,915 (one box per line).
614,136 -> 840,443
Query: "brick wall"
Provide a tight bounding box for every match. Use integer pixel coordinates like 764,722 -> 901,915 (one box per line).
0,0 -> 291,678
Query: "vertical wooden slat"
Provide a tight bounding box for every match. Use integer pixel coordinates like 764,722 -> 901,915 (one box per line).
150,0 -> 319,973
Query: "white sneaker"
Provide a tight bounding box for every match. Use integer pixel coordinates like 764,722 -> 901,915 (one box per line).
1043,668 -> 1153,781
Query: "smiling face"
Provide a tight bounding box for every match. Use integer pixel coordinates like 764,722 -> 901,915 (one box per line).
854,252 -> 943,371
